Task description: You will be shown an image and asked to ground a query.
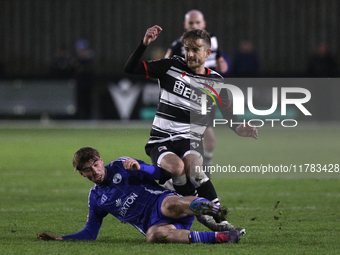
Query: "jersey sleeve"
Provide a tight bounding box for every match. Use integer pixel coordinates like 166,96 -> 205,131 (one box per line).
124,41 -> 148,76
216,87 -> 239,132
142,58 -> 172,79
110,157 -> 169,182
124,41 -> 172,79
62,193 -> 108,240
121,158 -> 163,180
138,162 -> 162,180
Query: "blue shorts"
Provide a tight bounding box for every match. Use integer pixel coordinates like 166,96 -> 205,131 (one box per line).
150,192 -> 194,230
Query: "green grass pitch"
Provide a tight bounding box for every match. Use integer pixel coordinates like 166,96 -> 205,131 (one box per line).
0,124 -> 339,254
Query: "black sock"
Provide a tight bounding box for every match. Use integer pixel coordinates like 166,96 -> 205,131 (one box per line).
196,180 -> 225,222
173,180 -> 196,196
196,180 -> 219,204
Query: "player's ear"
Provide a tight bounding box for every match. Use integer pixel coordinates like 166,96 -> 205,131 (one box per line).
78,171 -> 86,177
205,48 -> 211,58
202,20 -> 206,29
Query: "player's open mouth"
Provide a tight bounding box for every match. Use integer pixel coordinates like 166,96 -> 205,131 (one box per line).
95,175 -> 103,181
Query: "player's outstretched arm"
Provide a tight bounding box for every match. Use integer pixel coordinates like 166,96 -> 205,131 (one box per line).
235,123 -> 258,139
39,205 -> 105,241
124,25 -> 162,75
38,232 -> 63,241
142,25 -> 163,46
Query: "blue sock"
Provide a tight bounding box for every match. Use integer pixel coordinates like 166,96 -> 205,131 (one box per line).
190,231 -> 216,244
192,197 -> 211,203
190,197 -> 220,214
190,197 -> 212,209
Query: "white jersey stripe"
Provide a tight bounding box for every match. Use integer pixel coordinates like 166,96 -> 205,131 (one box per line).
143,56 -> 225,145
153,116 -> 190,134
159,89 -> 191,110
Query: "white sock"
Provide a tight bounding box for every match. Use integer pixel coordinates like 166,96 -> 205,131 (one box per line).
172,174 -> 187,186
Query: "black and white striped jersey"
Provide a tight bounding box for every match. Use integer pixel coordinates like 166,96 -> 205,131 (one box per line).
167,34 -> 221,70
142,56 -> 233,145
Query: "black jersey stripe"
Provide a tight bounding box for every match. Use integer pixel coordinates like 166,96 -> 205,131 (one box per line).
143,55 -> 228,145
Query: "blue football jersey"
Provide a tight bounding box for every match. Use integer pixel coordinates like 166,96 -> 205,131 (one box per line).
90,157 -> 172,230
63,157 -> 175,240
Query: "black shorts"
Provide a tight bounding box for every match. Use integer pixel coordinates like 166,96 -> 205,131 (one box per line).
145,139 -> 204,184
145,139 -> 191,166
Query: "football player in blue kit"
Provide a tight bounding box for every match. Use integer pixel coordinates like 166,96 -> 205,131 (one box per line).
38,147 -> 242,244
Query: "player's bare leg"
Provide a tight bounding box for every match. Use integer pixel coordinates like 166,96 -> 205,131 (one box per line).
148,196 -> 240,244
161,154 -> 196,196
161,195 -> 228,221
145,224 -> 191,243
161,195 -> 196,218
160,153 -> 185,177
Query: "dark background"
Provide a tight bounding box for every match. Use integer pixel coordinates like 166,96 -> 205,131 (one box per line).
0,0 -> 339,121
1,0 -> 339,77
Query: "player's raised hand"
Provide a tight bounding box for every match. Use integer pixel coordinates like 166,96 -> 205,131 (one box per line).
143,25 -> 163,46
38,232 -> 63,241
235,123 -> 258,139
123,158 -> 140,171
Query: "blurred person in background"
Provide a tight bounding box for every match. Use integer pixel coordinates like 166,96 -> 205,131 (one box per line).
232,40 -> 259,77
150,46 -> 167,61
308,43 -> 336,121
307,43 -> 337,77
50,44 -> 76,79
74,39 -> 95,119
165,10 -> 228,74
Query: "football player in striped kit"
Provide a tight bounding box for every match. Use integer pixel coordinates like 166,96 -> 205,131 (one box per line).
165,10 -> 228,177
124,25 -> 257,227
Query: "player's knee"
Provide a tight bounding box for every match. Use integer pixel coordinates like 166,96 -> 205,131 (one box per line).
162,197 -> 179,212
171,160 -> 185,177
145,229 -> 166,243
145,231 -> 156,243
189,156 -> 203,174
162,158 -> 185,177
